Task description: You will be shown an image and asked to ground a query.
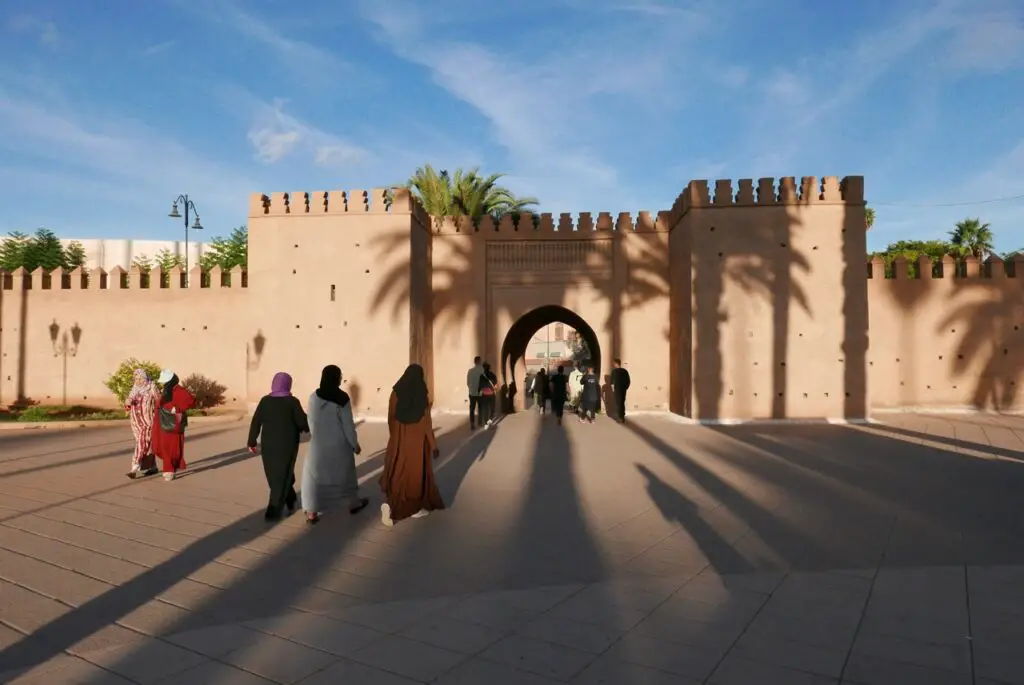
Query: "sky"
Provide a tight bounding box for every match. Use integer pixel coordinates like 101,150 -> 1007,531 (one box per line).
0,0 -> 1022,253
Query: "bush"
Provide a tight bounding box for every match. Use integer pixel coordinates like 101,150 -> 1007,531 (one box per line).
105,358 -> 162,405
181,373 -> 226,410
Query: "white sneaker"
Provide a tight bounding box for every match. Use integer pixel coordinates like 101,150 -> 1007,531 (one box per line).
380,503 -> 394,527
412,509 -> 429,518
162,473 -> 175,482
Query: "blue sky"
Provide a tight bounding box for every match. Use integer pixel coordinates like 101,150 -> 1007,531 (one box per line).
0,0 -> 1021,253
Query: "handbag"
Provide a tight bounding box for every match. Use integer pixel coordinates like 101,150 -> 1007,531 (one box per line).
158,407 -> 186,433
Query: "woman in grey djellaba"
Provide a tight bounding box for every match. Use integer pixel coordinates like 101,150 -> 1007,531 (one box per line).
300,365 -> 370,524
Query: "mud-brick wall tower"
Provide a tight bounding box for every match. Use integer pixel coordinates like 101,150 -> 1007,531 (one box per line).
669,175 -> 868,420
245,188 -> 433,415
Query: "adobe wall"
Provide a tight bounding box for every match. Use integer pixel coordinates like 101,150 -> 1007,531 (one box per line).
425,211 -> 672,413
867,255 -> 1024,411
0,267 -> 249,408
669,176 -> 868,420
245,188 -> 429,416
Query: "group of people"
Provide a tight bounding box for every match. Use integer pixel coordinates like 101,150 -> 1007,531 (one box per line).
125,368 -> 196,481
246,363 -> 444,527
524,358 -> 631,424
465,357 -> 499,430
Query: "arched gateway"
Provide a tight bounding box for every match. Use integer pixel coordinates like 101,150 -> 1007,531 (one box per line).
244,176 -> 868,421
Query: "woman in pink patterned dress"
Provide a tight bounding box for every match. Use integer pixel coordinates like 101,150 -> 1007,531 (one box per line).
125,369 -> 159,479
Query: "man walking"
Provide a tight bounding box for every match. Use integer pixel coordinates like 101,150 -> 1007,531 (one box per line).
579,365 -> 599,423
549,365 -> 569,426
466,356 -> 485,429
611,358 -> 631,423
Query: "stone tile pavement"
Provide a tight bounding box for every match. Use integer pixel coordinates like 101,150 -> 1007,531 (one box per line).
0,410 -> 1023,683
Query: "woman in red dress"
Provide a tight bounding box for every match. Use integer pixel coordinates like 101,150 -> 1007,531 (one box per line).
152,369 -> 196,481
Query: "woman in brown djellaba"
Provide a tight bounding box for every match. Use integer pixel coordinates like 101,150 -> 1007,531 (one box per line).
379,363 -> 444,527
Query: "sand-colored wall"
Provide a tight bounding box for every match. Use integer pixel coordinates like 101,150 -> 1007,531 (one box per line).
867,255 -> 1024,411
670,176 -> 868,420
0,266 -> 248,408
11,174 -> 1019,421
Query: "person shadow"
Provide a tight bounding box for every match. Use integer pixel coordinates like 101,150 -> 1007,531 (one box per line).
601,375 -> 616,420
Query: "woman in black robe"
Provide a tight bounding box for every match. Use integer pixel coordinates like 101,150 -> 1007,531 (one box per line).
247,372 -> 310,520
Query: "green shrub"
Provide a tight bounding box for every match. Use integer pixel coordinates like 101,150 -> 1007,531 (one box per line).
105,358 -> 162,405
182,373 -> 226,410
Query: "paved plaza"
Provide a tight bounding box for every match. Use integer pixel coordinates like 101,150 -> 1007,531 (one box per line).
0,411 -> 1023,684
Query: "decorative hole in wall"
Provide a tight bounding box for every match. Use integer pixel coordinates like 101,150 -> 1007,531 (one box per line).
927,385 -> 931,389
728,389 -> 734,395
953,385 -> 958,389
295,325 -> 300,329
160,324 -> 166,328
838,358 -> 844,363
718,252 -> 723,258
824,392 -> 829,397
951,329 -> 956,333
812,246 -> 818,250
710,226 -> 715,231
202,325 -> 207,330
803,393 -> 808,398
330,284 -> 336,301
896,358 -> 900,362
780,242 -> 787,247
753,393 -> 758,397
181,327 -> 185,332
343,321 -> 348,326
1016,326 -> 1020,331
292,269 -> 296,274
355,242 -> 361,247
869,361 -> 873,365
318,324 -> 323,329
938,355 -> 943,360
777,392 -> 783,397
294,244 -> 299,248
798,333 -> 803,337
845,392 -> 851,397
365,269 -> 370,274
753,361 -> 759,365
780,361 -> 786,367
900,382 -> 905,386
1005,348 -> 1009,355
957,354 -> 963,359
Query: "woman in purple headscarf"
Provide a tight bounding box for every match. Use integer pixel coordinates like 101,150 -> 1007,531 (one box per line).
247,372 -> 310,520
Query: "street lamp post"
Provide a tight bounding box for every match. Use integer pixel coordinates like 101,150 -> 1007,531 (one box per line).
168,195 -> 203,286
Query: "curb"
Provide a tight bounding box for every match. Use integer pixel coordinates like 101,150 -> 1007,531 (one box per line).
0,411 -> 248,432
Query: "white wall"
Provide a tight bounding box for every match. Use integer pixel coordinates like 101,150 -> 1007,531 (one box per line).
59,239 -> 210,271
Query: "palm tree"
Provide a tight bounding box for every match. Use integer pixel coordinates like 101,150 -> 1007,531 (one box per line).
949,217 -> 994,260
395,164 -> 538,222
865,205 -> 875,230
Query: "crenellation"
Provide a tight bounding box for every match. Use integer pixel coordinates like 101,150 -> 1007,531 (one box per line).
778,177 -> 797,203
290,191 -> 310,214
498,214 -> 516,232
389,188 -> 412,213
713,180 -> 734,206
70,266 -> 87,289
964,256 -> 981,278
558,213 -> 574,232
108,266 -> 127,289
799,177 -> 818,203
350,189 -> 369,212
596,212 -> 614,231
617,212 -> 634,232
917,255 -> 933,279
736,179 -> 755,206
869,256 -> 885,279
840,176 -> 865,204
479,215 -> 496,232
986,255 -> 1006,279
167,266 -> 185,289
230,266 -> 246,287
655,210 -> 673,230
189,267 -> 204,287
820,176 -> 842,202
31,267 -> 47,289
578,212 -> 594,232
328,190 -> 348,214
539,213 -> 555,232
940,255 -> 957,277
688,180 -> 711,208
757,178 -> 776,205
637,211 -> 655,231
269,192 -> 289,216
515,212 -> 535,231
369,188 -> 389,213
10,266 -> 28,289
310,191 -> 328,214
891,256 -> 909,279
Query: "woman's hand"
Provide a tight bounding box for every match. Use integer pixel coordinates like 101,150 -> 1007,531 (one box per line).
354,444 -> 362,456
432,448 -> 440,460
247,446 -> 258,455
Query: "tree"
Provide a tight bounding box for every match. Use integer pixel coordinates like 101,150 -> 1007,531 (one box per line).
949,218 -> 994,260
130,254 -> 153,273
61,241 -> 87,270
865,205 -> 875,230
200,226 -> 247,270
870,239 -> 953,278
154,248 -> 185,271
567,330 -> 592,364
395,165 -> 538,223
0,231 -> 29,271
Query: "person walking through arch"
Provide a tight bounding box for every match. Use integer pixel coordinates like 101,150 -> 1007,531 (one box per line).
611,358 -> 631,423
125,368 -> 160,479
478,361 -> 498,428
534,367 -> 549,415
549,364 -> 569,426
579,364 -> 599,423
247,372 -> 309,520
380,363 -> 445,527
466,356 -> 485,430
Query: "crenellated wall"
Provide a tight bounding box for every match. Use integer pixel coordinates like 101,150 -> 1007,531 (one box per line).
7,174 -> 1017,420
868,254 -> 1024,412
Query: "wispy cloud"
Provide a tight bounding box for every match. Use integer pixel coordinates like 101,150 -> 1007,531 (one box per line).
6,14 -> 59,48
142,40 -> 176,57
0,76 -> 259,231
358,0 -> 719,210
945,8 -> 1024,72
240,96 -> 368,168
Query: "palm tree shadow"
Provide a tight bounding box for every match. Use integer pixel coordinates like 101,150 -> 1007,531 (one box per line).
938,263 -> 1024,410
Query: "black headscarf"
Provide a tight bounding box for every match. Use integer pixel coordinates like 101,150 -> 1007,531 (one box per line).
392,363 -> 429,424
161,374 -> 179,404
315,364 -> 350,407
